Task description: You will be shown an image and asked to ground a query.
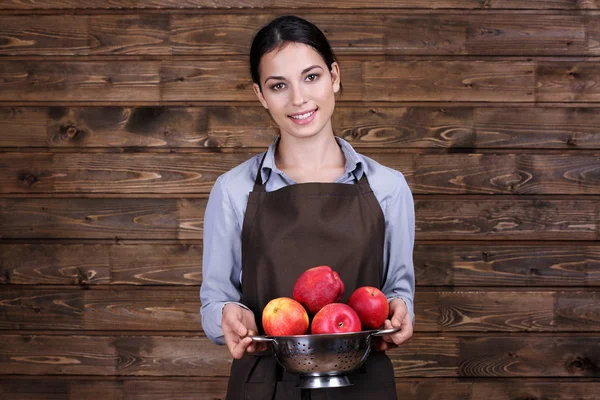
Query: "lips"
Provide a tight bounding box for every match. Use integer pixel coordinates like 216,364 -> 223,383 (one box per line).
288,108 -> 318,125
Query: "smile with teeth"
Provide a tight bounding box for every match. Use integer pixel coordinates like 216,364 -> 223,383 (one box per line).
290,109 -> 316,120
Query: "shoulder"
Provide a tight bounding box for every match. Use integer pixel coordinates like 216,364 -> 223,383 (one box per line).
216,152 -> 263,193
357,153 -> 412,208
209,152 -> 264,225
359,153 -> 410,194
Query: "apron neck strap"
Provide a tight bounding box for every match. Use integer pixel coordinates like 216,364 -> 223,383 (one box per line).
253,152 -> 269,192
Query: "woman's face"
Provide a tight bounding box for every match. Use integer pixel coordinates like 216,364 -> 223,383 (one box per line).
253,42 -> 340,141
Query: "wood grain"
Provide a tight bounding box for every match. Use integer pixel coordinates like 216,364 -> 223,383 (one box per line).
0,0 -> 597,9
2,378 -> 600,400
2,152 -> 600,194
0,198 -> 205,239
3,106 -> 600,149
0,335 -> 231,376
537,62 -> 600,102
0,60 -> 541,102
2,288 -> 598,332
0,243 -> 203,285
0,13 -> 590,56
458,336 -> 600,377
0,288 -> 203,331
2,243 -> 598,287
0,61 -> 159,102
414,198 -> 599,241
363,61 -> 535,102
3,334 -> 598,377
414,244 -> 600,286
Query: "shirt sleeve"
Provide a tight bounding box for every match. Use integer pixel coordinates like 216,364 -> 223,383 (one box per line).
200,174 -> 247,345
381,173 -> 416,325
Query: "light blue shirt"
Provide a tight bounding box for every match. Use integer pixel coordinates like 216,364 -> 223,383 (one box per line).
200,136 -> 415,345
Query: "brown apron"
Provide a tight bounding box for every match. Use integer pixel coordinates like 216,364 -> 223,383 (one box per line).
226,153 -> 398,400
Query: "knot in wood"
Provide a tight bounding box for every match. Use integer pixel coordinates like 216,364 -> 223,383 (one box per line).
566,356 -> 597,373
22,173 -> 39,187
66,126 -> 79,139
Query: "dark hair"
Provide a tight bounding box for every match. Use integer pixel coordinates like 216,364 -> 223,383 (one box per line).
249,15 -> 341,92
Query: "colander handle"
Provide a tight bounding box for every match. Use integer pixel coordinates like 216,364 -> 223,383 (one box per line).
370,326 -> 402,337
249,335 -> 276,343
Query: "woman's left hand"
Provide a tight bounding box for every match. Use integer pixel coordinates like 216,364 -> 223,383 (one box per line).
376,298 -> 413,351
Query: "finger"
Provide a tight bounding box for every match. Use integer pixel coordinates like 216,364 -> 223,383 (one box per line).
231,336 -> 253,359
391,308 -> 407,328
381,319 -> 395,344
391,314 -> 414,346
224,335 -> 240,358
224,313 -> 248,338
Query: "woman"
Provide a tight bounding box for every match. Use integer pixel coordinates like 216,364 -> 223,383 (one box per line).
200,15 -> 415,399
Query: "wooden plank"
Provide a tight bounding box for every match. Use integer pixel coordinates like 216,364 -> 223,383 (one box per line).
0,335 -> 117,375
0,288 -> 202,331
415,291 -> 600,332
0,60 -> 538,102
0,243 -> 203,285
2,243 -> 599,287
0,15 -> 89,56
463,14 -> 586,55
536,62 -> 600,102
3,106 -> 600,150
1,198 -> 597,240
0,198 -> 205,240
0,153 -> 247,194
2,288 -> 599,332
458,336 -> 600,377
414,198 -> 599,241
0,61 -> 159,102
0,335 -> 231,376
396,379 -> 600,400
0,0 -> 597,9
3,152 -> 600,195
414,244 -> 600,286
0,14 -> 588,56
2,377 -> 600,400
88,14 -> 171,55
363,61 -> 534,102
408,153 -> 600,195
472,107 -> 600,149
2,334 -> 598,377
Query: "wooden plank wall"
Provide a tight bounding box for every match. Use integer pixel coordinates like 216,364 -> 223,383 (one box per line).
1,1 -> 600,399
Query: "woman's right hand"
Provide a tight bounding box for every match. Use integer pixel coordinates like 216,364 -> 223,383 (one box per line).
221,303 -> 266,359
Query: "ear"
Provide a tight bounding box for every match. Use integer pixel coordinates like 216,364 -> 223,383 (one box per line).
330,62 -> 341,93
253,83 -> 269,109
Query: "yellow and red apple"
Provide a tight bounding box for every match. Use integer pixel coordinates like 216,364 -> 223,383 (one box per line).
262,297 -> 309,336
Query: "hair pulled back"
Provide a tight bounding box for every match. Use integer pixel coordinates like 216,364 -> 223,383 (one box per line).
249,15 -> 341,91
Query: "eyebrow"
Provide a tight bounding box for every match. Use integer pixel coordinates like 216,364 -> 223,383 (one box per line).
264,65 -> 324,85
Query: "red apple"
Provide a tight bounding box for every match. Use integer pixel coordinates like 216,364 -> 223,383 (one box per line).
262,297 -> 309,336
347,286 -> 389,330
293,266 -> 344,315
311,303 -> 362,334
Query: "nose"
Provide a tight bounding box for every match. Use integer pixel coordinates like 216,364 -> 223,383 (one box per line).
290,84 -> 307,107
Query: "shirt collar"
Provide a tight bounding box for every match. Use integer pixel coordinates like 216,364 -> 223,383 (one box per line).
259,136 -> 364,184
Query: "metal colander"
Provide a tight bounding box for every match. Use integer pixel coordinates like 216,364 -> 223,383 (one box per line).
250,327 -> 399,389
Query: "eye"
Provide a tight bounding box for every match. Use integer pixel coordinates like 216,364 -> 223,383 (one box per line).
271,82 -> 285,91
306,73 -> 319,82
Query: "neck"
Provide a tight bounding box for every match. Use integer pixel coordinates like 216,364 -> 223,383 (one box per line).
275,131 -> 345,175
